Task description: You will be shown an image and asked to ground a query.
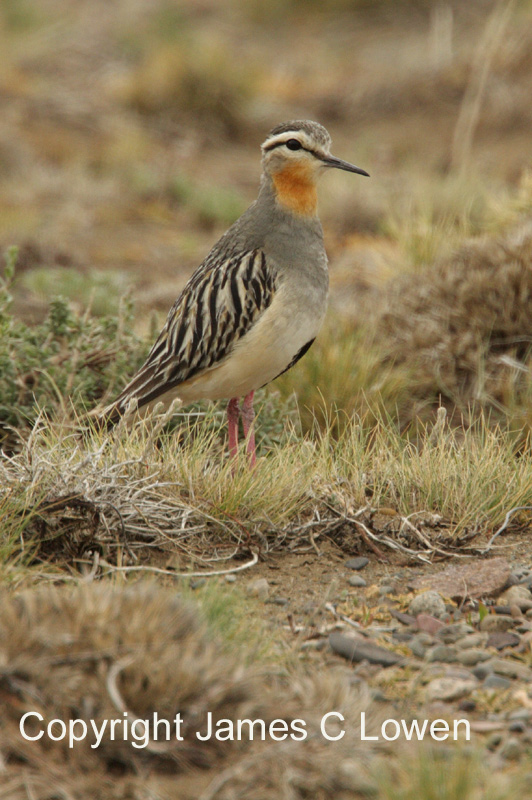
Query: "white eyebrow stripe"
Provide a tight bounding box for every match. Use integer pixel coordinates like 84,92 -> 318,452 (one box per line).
262,131 -> 314,151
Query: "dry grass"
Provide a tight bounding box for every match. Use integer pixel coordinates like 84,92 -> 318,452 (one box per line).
0,407 -> 530,584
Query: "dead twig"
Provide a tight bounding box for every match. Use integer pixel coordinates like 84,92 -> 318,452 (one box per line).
97,550 -> 259,579
481,505 -> 532,553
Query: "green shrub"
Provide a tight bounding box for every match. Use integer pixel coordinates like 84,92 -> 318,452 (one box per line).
0,247 -> 147,446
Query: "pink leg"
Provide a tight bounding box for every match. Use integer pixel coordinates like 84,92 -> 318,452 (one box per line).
227,398 -> 240,461
241,390 -> 256,468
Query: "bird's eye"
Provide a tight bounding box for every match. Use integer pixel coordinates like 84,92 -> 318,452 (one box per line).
286,139 -> 302,151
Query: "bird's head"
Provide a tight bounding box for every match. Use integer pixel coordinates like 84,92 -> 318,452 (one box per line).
261,120 -> 369,216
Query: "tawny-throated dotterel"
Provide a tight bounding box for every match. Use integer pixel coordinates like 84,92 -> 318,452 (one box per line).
95,120 -> 369,465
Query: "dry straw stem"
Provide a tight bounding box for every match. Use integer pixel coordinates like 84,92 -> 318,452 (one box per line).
1,404 -> 531,574
451,0 -> 516,175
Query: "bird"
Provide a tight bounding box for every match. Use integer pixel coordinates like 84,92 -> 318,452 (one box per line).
94,120 -> 369,466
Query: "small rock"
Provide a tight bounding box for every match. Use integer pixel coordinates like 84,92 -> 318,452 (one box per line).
486,658 -> 532,681
486,631 -> 520,650
457,649 -> 491,667
500,585 -> 532,611
409,591 -> 446,619
416,614 -> 445,635
392,631 -> 413,642
508,720 -> 526,733
348,575 -> 367,588
472,664 -> 492,681
329,632 -> 401,667
507,709 -> 531,723
483,674 -> 512,690
456,633 -> 488,649
426,645 -> 458,663
379,584 -> 395,596
247,578 -> 270,601
444,666 -> 478,680
486,732 -> 504,750
425,677 -> 477,702
224,574 -> 236,583
346,557 -> 369,571
499,737 -> 524,760
408,632 -> 434,659
458,699 -> 476,712
269,596 -> 289,606
409,558 -> 511,600
390,609 -> 417,626
436,622 -> 474,644
479,615 -> 516,633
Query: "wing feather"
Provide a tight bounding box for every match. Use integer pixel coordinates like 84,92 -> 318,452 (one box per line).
102,248 -> 278,421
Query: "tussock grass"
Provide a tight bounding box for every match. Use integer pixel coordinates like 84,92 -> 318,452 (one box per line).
1,406 -> 530,580
376,747 -> 519,800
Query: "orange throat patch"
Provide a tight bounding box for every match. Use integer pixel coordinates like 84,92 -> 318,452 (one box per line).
272,163 -> 318,216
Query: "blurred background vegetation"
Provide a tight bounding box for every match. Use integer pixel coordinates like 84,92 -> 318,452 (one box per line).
1,0 -> 532,440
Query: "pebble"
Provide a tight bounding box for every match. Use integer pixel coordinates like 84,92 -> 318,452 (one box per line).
392,631 -> 413,642
500,585 -> 532,610
458,699 -> 476,712
456,633 -> 488,649
486,631 -> 520,650
379,585 -> 395,596
224,574 -> 236,583
483,675 -> 512,690
416,614 -> 444,635
346,557 -> 369,571
390,609 -> 417,626
408,632 -> 434,659
456,649 -> 491,666
425,677 -> 477,702
247,578 -> 270,601
508,720 -> 526,734
426,645 -> 458,663
486,658 -> 532,681
499,737 -> 523,760
269,596 -> 289,606
487,732 -> 503,750
329,632 -> 401,667
409,591 -> 446,619
436,622 -> 474,644
507,709 -> 531,723
472,664 -> 493,681
348,575 -> 367,588
479,615 -> 515,633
